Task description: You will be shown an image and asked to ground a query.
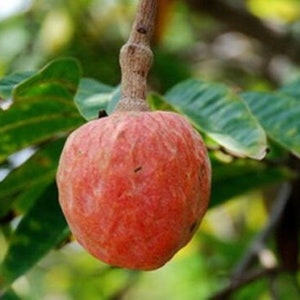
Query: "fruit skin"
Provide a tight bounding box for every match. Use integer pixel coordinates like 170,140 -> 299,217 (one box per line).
56,111 -> 211,270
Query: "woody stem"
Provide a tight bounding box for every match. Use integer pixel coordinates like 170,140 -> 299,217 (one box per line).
116,0 -> 157,112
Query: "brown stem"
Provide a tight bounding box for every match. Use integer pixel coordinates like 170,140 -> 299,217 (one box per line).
186,0 -> 300,65
209,267 -> 282,300
232,183 -> 291,279
116,0 -> 157,112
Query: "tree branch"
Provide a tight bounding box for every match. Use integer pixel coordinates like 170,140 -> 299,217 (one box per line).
186,0 -> 300,64
232,183 -> 291,279
116,0 -> 157,112
208,183 -> 292,299
209,267 -> 282,300
275,156 -> 300,272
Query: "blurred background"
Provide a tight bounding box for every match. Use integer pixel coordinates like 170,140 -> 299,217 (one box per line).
1,0 -> 300,299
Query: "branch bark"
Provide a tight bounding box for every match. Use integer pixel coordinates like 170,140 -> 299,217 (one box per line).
209,267 -> 282,300
186,0 -> 300,64
232,183 -> 291,279
275,156 -> 300,272
116,0 -> 157,112
208,183 -> 293,299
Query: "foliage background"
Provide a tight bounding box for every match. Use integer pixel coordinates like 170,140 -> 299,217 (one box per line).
0,0 -> 300,299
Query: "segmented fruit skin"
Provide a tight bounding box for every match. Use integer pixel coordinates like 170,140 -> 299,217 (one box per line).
56,111 -> 211,270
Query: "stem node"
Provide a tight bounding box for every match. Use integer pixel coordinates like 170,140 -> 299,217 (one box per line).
116,0 -> 157,112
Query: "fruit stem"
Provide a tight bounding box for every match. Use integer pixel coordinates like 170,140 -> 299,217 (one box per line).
116,0 -> 157,112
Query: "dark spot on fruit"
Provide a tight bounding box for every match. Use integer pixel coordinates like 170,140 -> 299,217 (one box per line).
134,166 -> 142,173
189,221 -> 197,233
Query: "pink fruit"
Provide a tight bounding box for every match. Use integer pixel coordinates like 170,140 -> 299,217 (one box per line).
56,111 -> 211,270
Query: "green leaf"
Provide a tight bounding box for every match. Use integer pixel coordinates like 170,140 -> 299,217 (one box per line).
0,72 -> 34,99
147,92 -> 174,111
13,58 -> 80,101
165,79 -> 267,159
0,288 -> 21,300
242,91 -> 300,157
13,181 -> 53,214
0,58 -> 84,163
210,155 -> 293,207
106,86 -> 121,114
75,78 -> 114,120
279,78 -> 300,100
0,183 -> 69,289
0,139 -> 65,218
